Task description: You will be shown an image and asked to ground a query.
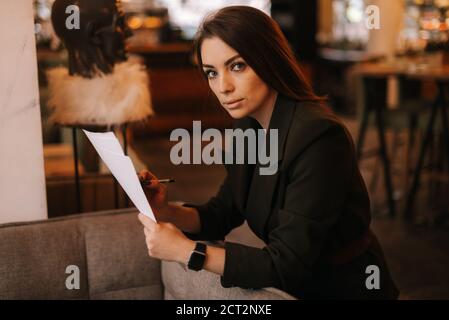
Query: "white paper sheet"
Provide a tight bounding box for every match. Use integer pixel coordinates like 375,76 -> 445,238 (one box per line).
83,130 -> 125,156
83,129 -> 156,221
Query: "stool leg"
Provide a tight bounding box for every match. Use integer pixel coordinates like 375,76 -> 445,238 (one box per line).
123,124 -> 128,156
404,94 -> 441,220
427,133 -> 436,207
72,128 -> 81,213
436,133 -> 444,209
406,115 -> 417,190
439,83 -> 449,171
369,156 -> 381,195
114,178 -> 119,209
375,105 -> 396,217
113,128 -> 120,209
356,106 -> 370,161
370,130 -> 400,196
123,124 -> 129,208
439,83 -> 449,222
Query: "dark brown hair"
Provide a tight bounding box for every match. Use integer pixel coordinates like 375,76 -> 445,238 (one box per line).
193,6 -> 324,103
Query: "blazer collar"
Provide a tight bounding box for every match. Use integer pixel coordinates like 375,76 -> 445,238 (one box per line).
229,94 -> 297,237
266,93 -> 296,162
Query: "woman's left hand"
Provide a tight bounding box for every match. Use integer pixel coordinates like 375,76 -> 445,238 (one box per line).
138,213 -> 194,263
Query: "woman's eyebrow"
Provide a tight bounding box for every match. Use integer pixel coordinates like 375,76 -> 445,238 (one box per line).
202,54 -> 241,69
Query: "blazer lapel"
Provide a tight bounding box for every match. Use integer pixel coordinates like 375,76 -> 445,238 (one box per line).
244,94 -> 296,237
226,117 -> 259,213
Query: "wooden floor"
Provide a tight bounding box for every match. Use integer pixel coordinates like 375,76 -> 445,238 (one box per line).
128,115 -> 449,299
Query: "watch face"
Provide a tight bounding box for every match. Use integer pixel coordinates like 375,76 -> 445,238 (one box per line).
188,251 -> 205,271
188,251 -> 206,271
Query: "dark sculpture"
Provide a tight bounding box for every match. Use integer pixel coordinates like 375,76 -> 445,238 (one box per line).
47,0 -> 152,126
51,0 -> 132,78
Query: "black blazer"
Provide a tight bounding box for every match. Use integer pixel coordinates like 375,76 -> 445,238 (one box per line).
186,94 -> 399,299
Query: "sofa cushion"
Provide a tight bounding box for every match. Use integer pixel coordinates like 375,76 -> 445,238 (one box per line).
82,211 -> 162,300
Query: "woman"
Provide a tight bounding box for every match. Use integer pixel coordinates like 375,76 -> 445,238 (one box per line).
137,6 -> 399,299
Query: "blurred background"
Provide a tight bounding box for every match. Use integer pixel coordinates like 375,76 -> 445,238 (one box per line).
32,0 -> 449,298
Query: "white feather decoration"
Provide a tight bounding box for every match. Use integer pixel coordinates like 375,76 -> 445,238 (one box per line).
46,61 -> 154,126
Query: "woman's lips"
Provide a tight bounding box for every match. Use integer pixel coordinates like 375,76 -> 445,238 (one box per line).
223,98 -> 244,109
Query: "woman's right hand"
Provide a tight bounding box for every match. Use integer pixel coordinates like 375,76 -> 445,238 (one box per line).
138,170 -> 170,221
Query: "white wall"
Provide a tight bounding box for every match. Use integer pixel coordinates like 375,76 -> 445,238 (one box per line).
0,0 -> 48,223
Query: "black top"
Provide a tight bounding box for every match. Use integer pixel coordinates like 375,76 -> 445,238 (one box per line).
186,94 -> 399,299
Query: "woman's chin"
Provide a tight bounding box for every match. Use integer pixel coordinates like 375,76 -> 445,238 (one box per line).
226,109 -> 248,119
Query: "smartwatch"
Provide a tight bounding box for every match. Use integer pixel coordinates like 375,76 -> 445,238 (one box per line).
187,242 -> 207,271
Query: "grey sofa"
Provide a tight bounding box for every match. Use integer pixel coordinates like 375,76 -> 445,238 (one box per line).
0,208 -> 295,300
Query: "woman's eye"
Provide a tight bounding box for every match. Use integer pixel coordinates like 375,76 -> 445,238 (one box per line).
204,70 -> 217,79
231,62 -> 245,72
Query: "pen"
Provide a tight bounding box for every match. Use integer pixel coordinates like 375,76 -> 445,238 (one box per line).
153,179 -> 175,184
140,178 -> 175,185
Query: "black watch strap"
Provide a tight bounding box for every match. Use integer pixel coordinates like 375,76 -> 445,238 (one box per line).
187,242 -> 207,271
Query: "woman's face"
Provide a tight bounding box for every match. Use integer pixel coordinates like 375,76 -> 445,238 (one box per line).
200,36 -> 275,120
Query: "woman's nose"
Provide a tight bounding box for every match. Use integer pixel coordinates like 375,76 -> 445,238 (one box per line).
219,73 -> 234,94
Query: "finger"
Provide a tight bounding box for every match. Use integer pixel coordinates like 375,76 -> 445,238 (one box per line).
142,170 -> 157,181
139,213 -> 156,227
147,180 -> 163,190
145,171 -> 161,183
138,171 -> 152,184
144,229 -> 153,249
138,213 -> 156,229
140,175 -> 163,190
145,170 -> 157,178
143,180 -> 161,190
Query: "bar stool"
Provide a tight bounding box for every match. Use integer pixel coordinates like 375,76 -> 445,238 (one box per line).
403,77 -> 449,222
355,75 -> 430,218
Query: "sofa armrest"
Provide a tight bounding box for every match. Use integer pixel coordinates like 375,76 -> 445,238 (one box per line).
161,260 -> 296,300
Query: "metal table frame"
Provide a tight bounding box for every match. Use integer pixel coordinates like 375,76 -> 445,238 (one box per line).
67,123 -> 129,213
